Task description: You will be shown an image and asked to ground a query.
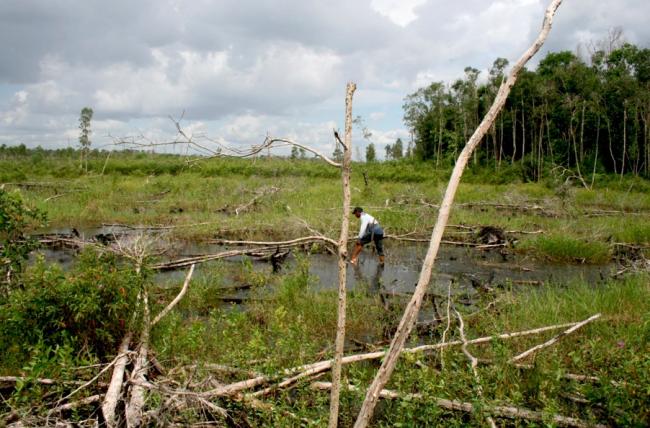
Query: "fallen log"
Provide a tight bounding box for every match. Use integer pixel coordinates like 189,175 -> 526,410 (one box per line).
102,332 -> 132,427
509,313 -> 601,362
219,320 -> 584,398
311,382 -> 606,428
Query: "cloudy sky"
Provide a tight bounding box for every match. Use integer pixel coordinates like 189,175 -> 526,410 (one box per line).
1,0 -> 648,159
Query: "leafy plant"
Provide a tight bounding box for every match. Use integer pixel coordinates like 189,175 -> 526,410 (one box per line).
0,250 -> 141,369
0,188 -> 47,293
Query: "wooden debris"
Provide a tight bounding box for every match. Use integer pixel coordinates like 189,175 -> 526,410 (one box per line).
311,382 -> 606,428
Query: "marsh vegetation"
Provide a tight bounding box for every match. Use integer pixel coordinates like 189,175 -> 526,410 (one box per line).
0,147 -> 648,426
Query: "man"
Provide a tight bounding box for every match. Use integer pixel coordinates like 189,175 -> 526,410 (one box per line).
350,207 -> 384,265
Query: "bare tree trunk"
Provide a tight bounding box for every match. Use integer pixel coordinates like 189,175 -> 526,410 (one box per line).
579,100 -> 586,163
511,108 -> 518,163
537,112 -> 544,181
353,2 -> 564,426
499,112 -> 504,169
521,100 -> 526,165
606,116 -> 617,174
102,332 -> 132,428
621,102 -> 627,178
591,114 -> 601,188
126,289 -> 150,427
571,108 -> 585,184
633,104 -> 641,175
437,112 -> 443,167
328,82 -> 356,428
643,106 -> 650,177
545,103 -> 555,161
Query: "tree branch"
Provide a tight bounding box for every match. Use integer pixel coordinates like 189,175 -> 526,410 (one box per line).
354,2 -> 564,425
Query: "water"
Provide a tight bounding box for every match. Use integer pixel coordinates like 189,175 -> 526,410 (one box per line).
34,225 -> 615,303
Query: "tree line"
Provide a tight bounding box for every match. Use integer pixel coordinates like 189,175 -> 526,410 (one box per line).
400,39 -> 650,180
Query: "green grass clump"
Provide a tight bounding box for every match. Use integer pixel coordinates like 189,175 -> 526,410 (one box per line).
522,234 -> 611,264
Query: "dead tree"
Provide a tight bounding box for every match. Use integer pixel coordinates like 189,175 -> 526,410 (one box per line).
353,1 -> 565,426
329,82 -> 356,428
112,84 -> 358,426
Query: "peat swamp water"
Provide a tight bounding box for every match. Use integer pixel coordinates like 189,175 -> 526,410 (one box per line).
35,226 -> 615,317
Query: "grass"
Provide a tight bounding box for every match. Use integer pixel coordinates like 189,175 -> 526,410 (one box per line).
5,160 -> 644,260
1,143 -> 648,424
520,234 -> 612,263
148,254 -> 649,426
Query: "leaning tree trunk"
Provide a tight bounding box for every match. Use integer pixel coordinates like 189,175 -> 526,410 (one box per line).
328,82 -> 356,428
102,332 -> 132,427
353,1 -> 564,426
125,289 -> 150,428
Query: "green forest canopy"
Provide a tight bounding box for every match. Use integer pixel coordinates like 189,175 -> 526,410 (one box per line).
403,42 -> 650,179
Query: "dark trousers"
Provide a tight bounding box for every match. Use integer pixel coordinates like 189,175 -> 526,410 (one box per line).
359,231 -> 384,256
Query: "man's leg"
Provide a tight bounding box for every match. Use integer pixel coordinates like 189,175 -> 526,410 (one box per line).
350,241 -> 363,265
375,235 -> 385,264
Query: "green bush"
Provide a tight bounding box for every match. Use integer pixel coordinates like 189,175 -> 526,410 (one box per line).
0,250 -> 141,369
0,188 -> 47,292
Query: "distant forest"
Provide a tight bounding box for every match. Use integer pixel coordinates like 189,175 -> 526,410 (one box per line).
401,40 -> 650,179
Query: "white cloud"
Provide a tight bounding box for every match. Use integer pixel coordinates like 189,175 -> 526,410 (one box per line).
371,0 -> 428,27
1,90 -> 29,125
1,0 -> 649,152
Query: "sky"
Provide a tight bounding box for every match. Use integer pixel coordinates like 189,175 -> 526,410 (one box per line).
1,0 -> 649,160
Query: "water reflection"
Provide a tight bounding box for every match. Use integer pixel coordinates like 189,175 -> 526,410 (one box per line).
352,262 -> 385,294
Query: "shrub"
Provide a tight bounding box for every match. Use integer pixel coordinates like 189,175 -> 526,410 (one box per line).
0,250 -> 141,369
0,188 -> 47,292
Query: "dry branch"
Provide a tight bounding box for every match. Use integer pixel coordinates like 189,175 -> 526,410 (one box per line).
509,313 -> 601,362
262,137 -> 342,167
245,321 -> 581,398
354,2 -> 564,425
215,186 -> 279,216
155,236 -> 340,270
312,382 -> 606,428
0,376 -> 100,389
151,264 -> 195,326
48,394 -> 104,414
455,309 -> 496,428
210,235 -> 339,248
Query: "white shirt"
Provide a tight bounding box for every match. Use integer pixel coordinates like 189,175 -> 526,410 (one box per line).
358,212 -> 377,239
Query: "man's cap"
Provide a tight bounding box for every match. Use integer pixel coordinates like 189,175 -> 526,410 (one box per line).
352,207 -> 363,214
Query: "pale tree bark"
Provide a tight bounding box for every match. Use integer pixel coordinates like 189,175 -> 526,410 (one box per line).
151,264 -> 195,326
328,82 -> 356,428
102,332 -> 132,427
353,2 -> 564,426
126,270 -> 150,428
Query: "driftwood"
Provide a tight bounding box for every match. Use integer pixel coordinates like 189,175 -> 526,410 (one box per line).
354,2 -> 564,426
311,382 -> 605,428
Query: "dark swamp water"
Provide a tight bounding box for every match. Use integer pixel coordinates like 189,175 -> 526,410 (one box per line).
35,225 -> 615,318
